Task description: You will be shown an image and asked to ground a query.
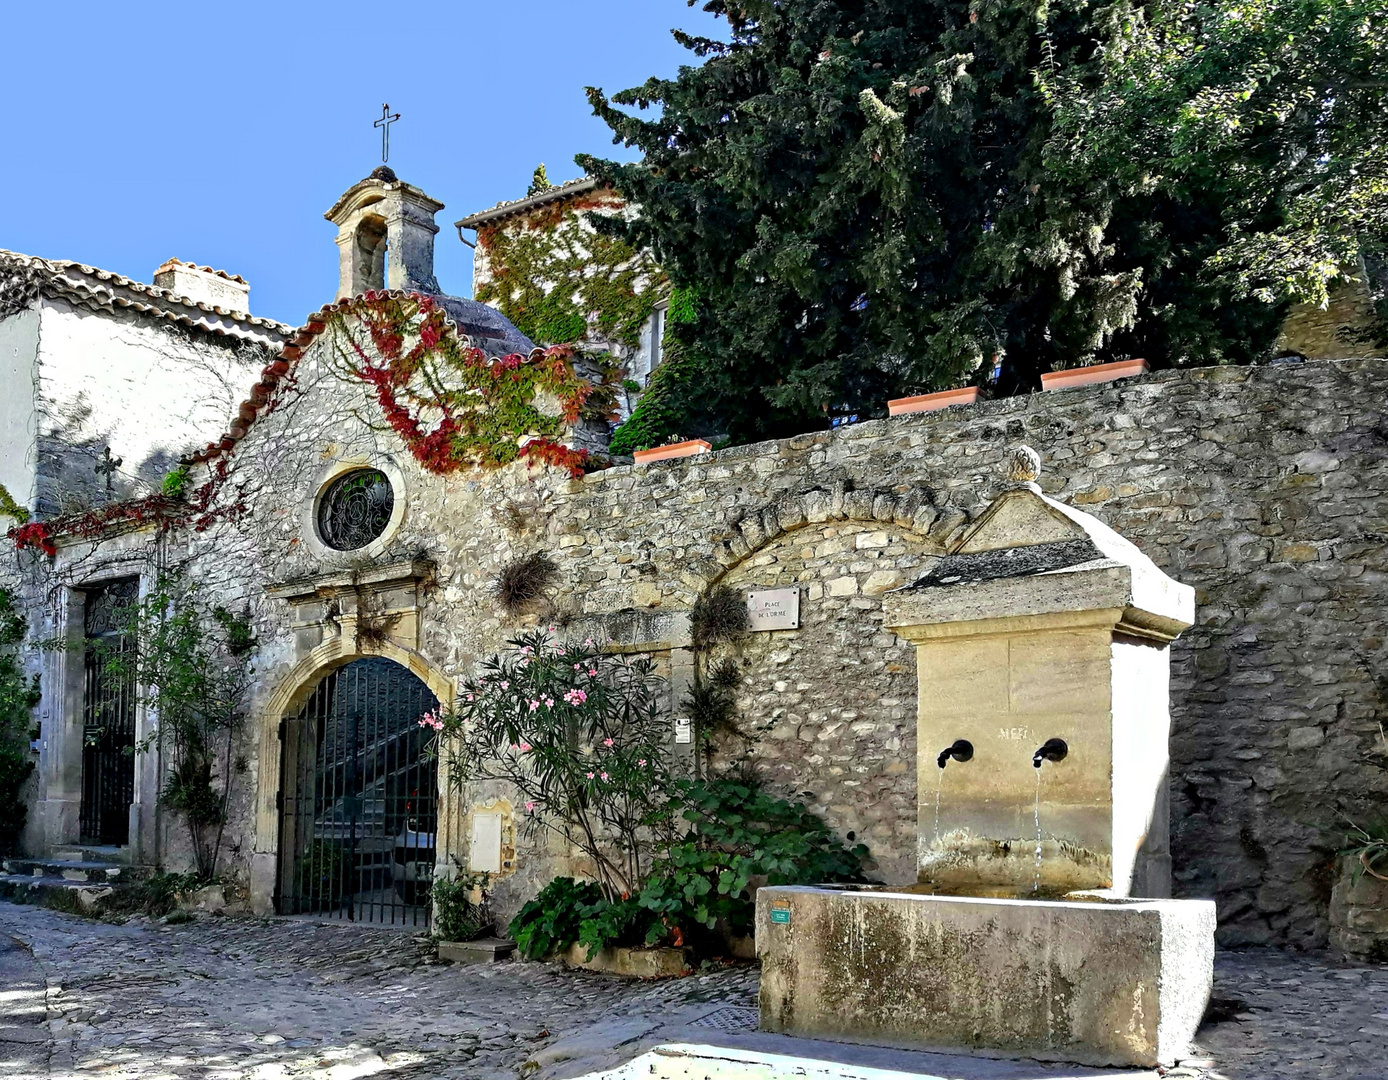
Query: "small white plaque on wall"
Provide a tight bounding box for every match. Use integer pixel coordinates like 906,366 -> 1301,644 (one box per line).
469,811 -> 503,875
747,588 -> 800,631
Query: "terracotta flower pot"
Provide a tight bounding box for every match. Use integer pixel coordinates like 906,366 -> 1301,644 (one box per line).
887,387 -> 982,416
1040,358 -> 1150,391
633,439 -> 712,463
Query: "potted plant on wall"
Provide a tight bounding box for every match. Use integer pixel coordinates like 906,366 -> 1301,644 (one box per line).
433,869 -> 514,964
1330,814 -> 1388,962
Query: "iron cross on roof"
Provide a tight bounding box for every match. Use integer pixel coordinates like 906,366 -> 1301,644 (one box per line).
374,104 -> 401,163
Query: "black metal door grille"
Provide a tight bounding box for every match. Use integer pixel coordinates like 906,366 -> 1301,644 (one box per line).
79,579 -> 138,846
275,657 -> 439,926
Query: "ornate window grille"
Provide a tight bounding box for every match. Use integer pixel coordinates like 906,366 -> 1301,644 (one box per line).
317,470 -> 394,551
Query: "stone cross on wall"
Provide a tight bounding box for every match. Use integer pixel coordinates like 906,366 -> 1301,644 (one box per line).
94,446 -> 122,493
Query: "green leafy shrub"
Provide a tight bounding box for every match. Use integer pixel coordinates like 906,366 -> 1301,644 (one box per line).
508,778 -> 869,960
92,870 -> 204,921
508,876 -> 609,959
160,466 -> 191,501
642,777 -> 870,939
432,871 -> 494,942
508,877 -> 666,961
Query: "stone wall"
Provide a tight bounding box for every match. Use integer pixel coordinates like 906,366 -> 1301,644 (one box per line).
16,345 -> 1388,949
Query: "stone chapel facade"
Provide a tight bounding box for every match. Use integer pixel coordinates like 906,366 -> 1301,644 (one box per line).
1,170 -> 1385,953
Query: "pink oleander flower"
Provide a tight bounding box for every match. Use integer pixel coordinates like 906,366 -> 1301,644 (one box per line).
573,663 -> 583,671
584,638 -> 594,647
465,693 -> 475,702
520,645 -> 533,655
525,801 -> 535,812
519,742 -> 532,753
544,697 -> 555,708
602,737 -> 614,747
587,668 -> 598,677
528,700 -> 539,712
500,680 -> 509,690
638,759 -> 646,767
586,771 -> 595,779
565,689 -> 589,706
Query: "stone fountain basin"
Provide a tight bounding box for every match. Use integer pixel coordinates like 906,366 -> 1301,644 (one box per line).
756,885 -> 1215,1069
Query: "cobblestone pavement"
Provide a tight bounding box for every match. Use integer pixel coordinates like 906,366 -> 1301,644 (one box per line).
1193,949 -> 1388,1080
0,903 -> 1383,1080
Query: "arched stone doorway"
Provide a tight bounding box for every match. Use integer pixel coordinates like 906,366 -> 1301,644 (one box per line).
274,656 -> 439,926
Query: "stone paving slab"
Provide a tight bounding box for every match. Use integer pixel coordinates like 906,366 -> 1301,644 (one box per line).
0,903 -> 1383,1080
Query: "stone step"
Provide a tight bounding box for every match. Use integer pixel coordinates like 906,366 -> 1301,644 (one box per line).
0,873 -> 120,911
0,857 -> 132,884
51,845 -> 135,866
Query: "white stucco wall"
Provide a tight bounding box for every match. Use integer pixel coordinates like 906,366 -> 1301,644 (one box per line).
0,307 -> 40,515
33,299 -> 268,514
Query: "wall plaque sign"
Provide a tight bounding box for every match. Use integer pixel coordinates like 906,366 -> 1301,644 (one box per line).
770,903 -> 792,925
747,588 -> 801,631
674,717 -> 693,745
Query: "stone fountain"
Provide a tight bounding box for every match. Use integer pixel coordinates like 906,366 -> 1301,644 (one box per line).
756,448 -> 1216,1069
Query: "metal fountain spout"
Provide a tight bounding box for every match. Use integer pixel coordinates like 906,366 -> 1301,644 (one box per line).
936,739 -> 974,769
1032,738 -> 1068,768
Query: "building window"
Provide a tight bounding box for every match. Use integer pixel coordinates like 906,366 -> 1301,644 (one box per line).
649,303 -> 667,376
317,469 -> 395,551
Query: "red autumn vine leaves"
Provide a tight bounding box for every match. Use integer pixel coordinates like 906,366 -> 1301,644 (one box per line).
8,292 -> 592,559
330,293 -> 593,478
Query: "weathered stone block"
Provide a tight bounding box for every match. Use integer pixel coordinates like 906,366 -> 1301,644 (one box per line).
438,937 -> 516,965
562,943 -> 690,978
757,885 -> 1215,1068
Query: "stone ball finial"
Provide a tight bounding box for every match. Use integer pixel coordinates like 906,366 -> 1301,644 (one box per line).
1005,445 -> 1042,486
369,166 -> 398,182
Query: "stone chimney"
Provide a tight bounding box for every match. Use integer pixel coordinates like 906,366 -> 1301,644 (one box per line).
324,166 -> 443,299
153,259 -> 251,313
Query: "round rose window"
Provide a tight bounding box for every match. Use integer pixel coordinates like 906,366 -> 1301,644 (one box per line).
317,469 -> 394,551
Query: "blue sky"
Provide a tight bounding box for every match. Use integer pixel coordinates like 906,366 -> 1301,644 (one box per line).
0,1 -> 721,326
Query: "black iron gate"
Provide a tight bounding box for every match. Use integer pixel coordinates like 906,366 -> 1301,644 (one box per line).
79,579 -> 138,846
275,657 -> 439,926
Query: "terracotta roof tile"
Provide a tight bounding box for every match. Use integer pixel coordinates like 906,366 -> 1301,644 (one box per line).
0,247 -> 292,345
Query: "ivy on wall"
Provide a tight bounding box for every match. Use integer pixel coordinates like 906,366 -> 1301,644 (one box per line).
474,189 -> 667,350
0,485 -> 28,526
326,292 -> 593,478
607,285 -> 701,456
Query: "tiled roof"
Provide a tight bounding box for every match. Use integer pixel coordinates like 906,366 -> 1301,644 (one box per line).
189,290 -> 539,465
0,248 -> 292,345
454,177 -> 604,230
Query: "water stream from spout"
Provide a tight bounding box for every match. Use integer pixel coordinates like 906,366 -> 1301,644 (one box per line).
1032,769 -> 1043,894
933,767 -> 944,848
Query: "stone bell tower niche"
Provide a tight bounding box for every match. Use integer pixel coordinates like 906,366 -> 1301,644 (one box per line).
325,166 -> 443,299
885,446 -> 1196,899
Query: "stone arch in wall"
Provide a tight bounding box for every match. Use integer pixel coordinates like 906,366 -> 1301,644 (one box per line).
676,483 -> 972,885
674,481 -> 974,594
248,637 -> 456,915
